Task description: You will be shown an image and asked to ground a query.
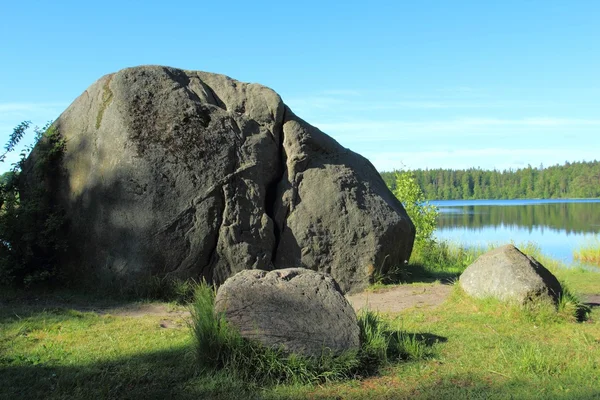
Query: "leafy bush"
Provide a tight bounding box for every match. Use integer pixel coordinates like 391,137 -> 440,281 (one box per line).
0,121 -> 67,286
190,282 -> 432,385
391,170 -> 438,244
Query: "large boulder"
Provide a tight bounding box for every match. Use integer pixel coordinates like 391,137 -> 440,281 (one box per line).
24,65 -> 414,293
214,268 -> 360,357
459,244 -> 562,304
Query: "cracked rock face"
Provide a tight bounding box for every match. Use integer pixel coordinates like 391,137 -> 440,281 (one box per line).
29,65 -> 415,293
214,268 -> 360,357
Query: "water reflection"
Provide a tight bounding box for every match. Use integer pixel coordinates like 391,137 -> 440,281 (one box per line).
432,199 -> 600,265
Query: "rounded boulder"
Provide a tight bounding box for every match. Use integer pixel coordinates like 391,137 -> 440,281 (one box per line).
214,268 -> 360,357
459,244 -> 562,304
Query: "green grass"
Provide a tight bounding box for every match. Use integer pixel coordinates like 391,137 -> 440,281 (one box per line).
574,236 -> 600,267
280,284 -> 600,400
1,242 -> 599,399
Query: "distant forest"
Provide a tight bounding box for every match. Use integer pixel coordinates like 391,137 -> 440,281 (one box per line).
380,160 -> 600,200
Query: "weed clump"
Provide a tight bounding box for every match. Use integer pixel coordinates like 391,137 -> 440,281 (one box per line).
190,282 -> 433,385
573,236 -> 600,266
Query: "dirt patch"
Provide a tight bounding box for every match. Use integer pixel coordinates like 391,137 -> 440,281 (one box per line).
583,294 -> 600,308
346,284 -> 453,313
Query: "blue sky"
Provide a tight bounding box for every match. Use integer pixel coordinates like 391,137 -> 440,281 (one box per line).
1,0 -> 599,172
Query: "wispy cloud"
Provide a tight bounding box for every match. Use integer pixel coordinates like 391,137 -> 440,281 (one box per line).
0,101 -> 67,132
285,93 -> 588,114
366,147 -> 600,172
312,117 -> 600,142
319,89 -> 361,96
287,96 -> 491,112
0,102 -> 68,113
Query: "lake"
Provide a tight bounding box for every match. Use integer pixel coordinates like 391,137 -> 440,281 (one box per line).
430,199 -> 600,266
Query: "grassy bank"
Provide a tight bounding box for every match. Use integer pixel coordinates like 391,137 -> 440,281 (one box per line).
1,241 -> 599,399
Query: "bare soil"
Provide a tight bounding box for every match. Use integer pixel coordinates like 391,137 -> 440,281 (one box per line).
346,284 -> 453,313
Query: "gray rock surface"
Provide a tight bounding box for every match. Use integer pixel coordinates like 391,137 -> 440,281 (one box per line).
214,268 -> 360,357
459,244 -> 562,304
272,109 -> 415,292
24,65 -> 414,292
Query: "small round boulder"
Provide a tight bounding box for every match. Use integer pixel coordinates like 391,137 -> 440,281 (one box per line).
459,244 -> 562,304
214,268 -> 360,357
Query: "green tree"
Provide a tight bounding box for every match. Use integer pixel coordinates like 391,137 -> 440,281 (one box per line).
391,170 -> 438,243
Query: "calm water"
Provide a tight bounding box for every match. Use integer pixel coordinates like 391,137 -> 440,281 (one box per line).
430,199 -> 600,266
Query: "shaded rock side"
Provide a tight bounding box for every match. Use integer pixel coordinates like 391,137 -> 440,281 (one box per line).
25,65 -> 414,291
214,268 -> 360,357
459,244 -> 562,304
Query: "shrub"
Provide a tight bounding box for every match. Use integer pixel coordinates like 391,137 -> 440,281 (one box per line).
391,170 -> 438,244
0,121 -> 67,285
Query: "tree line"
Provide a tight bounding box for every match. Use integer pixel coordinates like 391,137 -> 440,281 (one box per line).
381,160 -> 600,200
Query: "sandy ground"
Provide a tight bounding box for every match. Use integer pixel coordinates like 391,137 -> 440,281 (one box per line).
346,284 -> 453,313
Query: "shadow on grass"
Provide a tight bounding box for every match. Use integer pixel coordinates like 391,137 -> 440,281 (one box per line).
413,332 -> 448,346
5,350 -> 599,400
0,346 -> 258,400
0,331 -> 449,400
0,291 -> 139,325
0,282 -> 193,324
382,262 -> 460,285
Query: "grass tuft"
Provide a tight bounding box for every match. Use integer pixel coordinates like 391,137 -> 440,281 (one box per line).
557,283 -> 591,322
128,276 -> 197,304
573,236 -> 600,266
380,239 -> 486,284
